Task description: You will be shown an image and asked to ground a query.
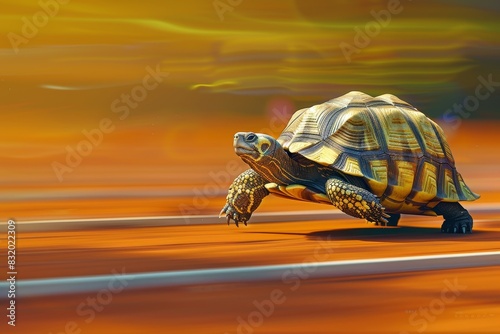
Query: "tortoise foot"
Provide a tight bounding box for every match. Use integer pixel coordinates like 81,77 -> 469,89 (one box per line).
219,203 -> 250,227
220,169 -> 269,227
386,213 -> 400,226
369,213 -> 400,226
435,202 -> 473,234
440,215 -> 473,234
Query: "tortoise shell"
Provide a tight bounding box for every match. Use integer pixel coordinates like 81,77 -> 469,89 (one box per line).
277,91 -> 479,214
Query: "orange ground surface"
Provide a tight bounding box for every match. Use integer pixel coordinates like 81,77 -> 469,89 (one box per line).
5,121 -> 500,221
11,212 -> 500,333
2,2 -> 499,332
5,121 -> 500,333
19,267 -> 500,334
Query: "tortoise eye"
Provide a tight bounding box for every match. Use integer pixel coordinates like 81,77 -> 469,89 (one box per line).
246,133 -> 257,142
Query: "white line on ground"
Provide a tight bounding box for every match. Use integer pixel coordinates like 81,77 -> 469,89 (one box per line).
2,203 -> 499,232
3,251 -> 500,298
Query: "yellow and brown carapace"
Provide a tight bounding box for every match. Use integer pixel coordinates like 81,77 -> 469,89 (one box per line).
222,92 -> 479,233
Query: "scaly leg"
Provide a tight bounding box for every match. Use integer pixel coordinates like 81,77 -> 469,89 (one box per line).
220,169 -> 269,227
326,177 -> 389,225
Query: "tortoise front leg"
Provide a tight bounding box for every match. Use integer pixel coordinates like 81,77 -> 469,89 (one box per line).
326,177 -> 390,225
385,213 -> 401,226
220,169 -> 269,227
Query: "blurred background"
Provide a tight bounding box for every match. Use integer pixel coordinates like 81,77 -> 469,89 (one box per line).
1,0 -> 499,219
2,1 -> 500,334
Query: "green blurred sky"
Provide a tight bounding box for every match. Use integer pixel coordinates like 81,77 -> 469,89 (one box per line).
1,0 -> 499,118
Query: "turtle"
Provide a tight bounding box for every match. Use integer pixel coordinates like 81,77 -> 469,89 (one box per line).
220,91 -> 480,233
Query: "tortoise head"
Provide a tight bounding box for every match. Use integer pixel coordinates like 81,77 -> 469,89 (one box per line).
233,132 -> 277,162
233,132 -> 316,185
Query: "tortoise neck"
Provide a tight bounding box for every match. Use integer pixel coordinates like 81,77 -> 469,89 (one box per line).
243,143 -> 322,185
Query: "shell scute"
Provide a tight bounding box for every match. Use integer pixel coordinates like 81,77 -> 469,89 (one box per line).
277,91 -> 479,208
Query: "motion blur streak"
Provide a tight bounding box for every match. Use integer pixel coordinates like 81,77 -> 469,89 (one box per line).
2,1 -> 500,333
5,251 -> 500,297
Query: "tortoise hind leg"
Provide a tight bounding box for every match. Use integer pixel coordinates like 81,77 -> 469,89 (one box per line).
433,202 -> 473,234
325,177 -> 390,225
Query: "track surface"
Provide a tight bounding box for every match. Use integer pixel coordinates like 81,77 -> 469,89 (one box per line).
3,122 -> 500,333
4,207 -> 500,333
11,251 -> 500,297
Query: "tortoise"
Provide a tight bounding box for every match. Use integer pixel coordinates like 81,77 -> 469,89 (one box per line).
220,91 -> 479,233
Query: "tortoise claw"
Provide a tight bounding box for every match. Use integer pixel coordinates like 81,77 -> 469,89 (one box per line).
219,202 -> 251,227
366,201 -> 389,226
440,217 -> 473,234
373,217 -> 389,226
